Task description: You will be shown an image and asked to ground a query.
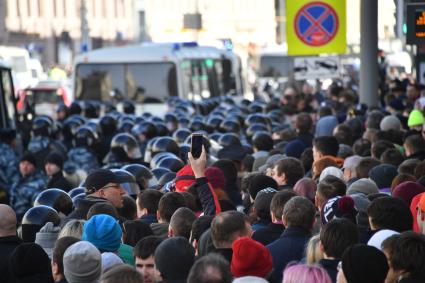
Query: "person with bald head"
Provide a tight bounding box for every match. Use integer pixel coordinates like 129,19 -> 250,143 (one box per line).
0,204 -> 21,283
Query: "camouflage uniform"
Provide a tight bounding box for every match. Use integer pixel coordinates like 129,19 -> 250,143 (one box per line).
0,142 -> 19,192
65,147 -> 99,174
27,136 -> 51,153
9,171 -> 47,220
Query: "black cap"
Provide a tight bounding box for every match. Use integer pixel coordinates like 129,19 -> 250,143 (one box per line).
83,169 -> 118,195
45,152 -> 64,169
20,153 -> 37,167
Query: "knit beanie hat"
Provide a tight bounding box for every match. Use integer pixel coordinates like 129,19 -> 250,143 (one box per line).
82,214 -> 122,252
367,229 -> 399,251
45,152 -> 64,169
393,181 -> 425,205
231,237 -> 273,278
247,174 -> 278,200
35,222 -> 61,259
369,164 -> 398,189
101,252 -> 123,272
205,167 -> 225,189
63,241 -> 101,283
285,139 -> 306,159
84,169 -> 118,195
10,242 -> 53,280
293,178 -> 316,203
321,196 -> 358,225
155,237 -> 195,281
380,115 -> 401,131
341,244 -> 388,283
20,152 -> 37,167
347,178 -> 379,196
319,166 -> 344,182
175,165 -> 195,192
407,109 -> 424,127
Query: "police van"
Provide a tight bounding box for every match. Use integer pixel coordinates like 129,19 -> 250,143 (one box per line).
72,42 -> 243,114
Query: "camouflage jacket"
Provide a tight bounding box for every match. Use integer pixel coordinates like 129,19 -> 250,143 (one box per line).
0,142 -> 19,192
65,147 -> 99,174
9,171 -> 47,220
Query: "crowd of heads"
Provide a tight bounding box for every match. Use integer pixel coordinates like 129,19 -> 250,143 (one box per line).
0,78 -> 425,283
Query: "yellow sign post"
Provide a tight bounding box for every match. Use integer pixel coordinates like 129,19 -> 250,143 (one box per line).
286,0 -> 346,55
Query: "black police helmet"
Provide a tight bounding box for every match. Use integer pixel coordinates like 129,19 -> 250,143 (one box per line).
219,120 -> 240,133
74,126 -> 97,147
68,187 -> 85,198
172,128 -> 192,144
132,121 -> 158,140
121,164 -> 153,190
152,137 -> 180,157
111,169 -> 140,197
100,115 -> 117,135
246,123 -> 270,139
110,133 -> 142,159
123,100 -> 136,114
158,172 -> 177,187
21,205 -> 60,242
34,188 -> 73,216
151,152 -> 178,169
218,133 -> 241,147
32,116 -> 51,136
156,157 -> 184,173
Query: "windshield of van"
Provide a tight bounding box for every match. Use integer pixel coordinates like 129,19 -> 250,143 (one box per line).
75,63 -> 178,103
258,55 -> 294,78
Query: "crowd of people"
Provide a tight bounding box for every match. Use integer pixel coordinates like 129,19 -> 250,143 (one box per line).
1,79 -> 425,283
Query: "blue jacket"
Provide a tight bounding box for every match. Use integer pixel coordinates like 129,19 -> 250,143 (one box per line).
267,226 -> 311,282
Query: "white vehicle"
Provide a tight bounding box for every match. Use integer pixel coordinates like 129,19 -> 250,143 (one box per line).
0,46 -> 32,92
73,42 -> 243,114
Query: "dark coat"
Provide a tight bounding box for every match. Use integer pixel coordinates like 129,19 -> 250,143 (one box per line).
214,248 -> 233,264
319,258 -> 339,283
139,214 -> 158,225
0,235 -> 22,283
47,171 -> 73,192
252,223 -> 285,246
64,195 -> 109,223
267,226 -> 311,283
150,222 -> 169,238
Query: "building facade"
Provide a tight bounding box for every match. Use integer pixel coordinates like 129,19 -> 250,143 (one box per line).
0,0 -> 136,65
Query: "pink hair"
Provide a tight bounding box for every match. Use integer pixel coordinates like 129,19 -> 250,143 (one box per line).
282,263 -> 332,283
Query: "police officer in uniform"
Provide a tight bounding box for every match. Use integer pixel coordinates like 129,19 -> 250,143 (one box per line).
9,153 -> 47,221
65,126 -> 99,175
0,129 -> 19,201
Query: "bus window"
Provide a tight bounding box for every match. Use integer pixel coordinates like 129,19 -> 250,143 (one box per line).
182,59 -> 221,100
76,64 -> 125,101
126,63 -> 177,103
0,68 -> 16,128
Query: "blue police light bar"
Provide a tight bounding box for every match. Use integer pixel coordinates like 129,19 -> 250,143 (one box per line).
181,42 -> 198,47
172,42 -> 198,51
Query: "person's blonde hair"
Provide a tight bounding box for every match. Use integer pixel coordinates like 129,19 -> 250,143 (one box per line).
306,234 -> 323,265
58,219 -> 85,239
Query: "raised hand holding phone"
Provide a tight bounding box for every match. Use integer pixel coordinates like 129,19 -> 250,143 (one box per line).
188,145 -> 207,178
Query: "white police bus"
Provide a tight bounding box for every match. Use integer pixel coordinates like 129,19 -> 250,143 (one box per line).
73,42 -> 243,113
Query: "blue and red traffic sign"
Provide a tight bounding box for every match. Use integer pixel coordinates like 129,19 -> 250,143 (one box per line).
294,2 -> 339,47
